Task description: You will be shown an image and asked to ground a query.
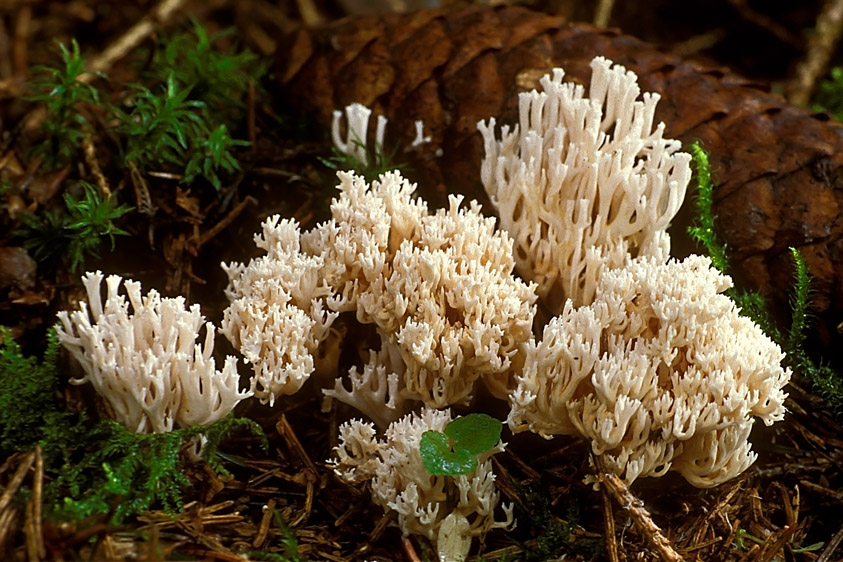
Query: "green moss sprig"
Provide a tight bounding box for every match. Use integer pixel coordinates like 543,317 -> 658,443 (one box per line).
780,249 -> 843,415
29,21 -> 260,196
120,74 -> 207,170
14,181 -> 132,272
124,19 -> 263,190
16,22 -> 263,271
27,39 -> 102,168
119,73 -> 249,191
687,141 -> 729,274
184,123 -> 250,189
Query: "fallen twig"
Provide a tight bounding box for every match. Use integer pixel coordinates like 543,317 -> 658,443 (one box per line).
252,497 -> 276,549
86,0 -> 190,76
0,451 -> 34,515
595,456 -> 684,562
82,134 -> 111,199
817,522 -> 843,562
601,479 -> 620,562
25,445 -> 44,561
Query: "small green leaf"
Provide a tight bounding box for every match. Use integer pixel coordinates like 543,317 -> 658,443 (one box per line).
444,413 -> 502,456
420,430 -> 477,476
419,414 -> 503,476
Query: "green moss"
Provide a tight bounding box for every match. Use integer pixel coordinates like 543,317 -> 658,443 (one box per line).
147,18 -> 266,118
120,74 -> 207,168
0,326 -> 267,523
17,22 -> 264,271
14,181 -> 132,272
786,246 -> 812,353
780,249 -> 843,416
119,19 -> 263,191
118,73 -> 250,191
687,141 -> 729,274
51,419 -> 193,522
49,413 -> 266,523
27,40 -> 102,168
27,20 -> 260,196
813,66 -> 843,121
0,327 -> 84,466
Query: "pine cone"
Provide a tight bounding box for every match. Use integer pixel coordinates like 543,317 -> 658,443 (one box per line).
278,4 -> 843,351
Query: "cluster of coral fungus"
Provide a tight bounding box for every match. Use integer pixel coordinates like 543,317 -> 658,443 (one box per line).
56,57 -> 791,559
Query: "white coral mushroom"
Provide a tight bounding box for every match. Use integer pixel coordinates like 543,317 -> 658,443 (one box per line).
221,216 -> 338,404
313,171 -> 537,422
478,56 -> 691,313
224,171 -> 535,418
301,170 -> 427,313
324,343 -> 406,429
56,271 -> 250,434
332,408 -> 513,560
331,102 -> 387,168
355,191 -> 538,407
508,255 -> 791,487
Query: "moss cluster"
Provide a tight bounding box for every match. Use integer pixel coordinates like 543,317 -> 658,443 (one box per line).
13,20 -> 264,273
